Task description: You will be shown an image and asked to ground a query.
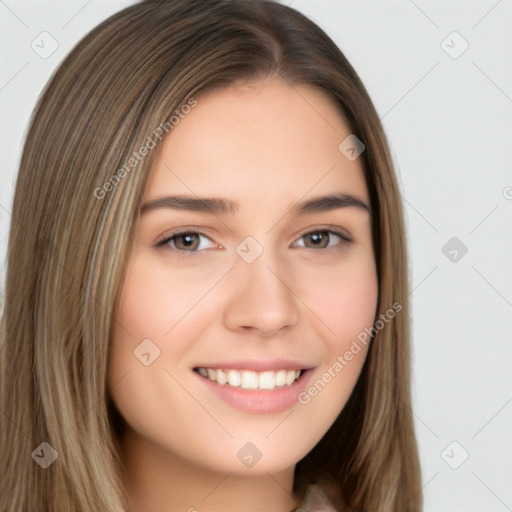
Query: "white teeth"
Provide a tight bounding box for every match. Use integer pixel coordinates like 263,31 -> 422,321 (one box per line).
258,371 -> 275,390
285,370 -> 296,386
275,369 -> 286,387
241,371 -> 259,390
197,367 -> 302,390
216,369 -> 227,385
227,369 -> 241,387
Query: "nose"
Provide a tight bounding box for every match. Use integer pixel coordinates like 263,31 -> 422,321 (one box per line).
222,251 -> 301,337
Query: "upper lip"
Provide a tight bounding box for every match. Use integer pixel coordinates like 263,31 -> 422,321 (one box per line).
194,359 -> 312,372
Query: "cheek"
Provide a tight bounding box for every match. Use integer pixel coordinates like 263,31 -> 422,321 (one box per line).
114,256 -> 184,337
107,252 -> 222,403
321,273 -> 378,338
301,250 -> 378,342
293,251 -> 377,425
108,254 -> 175,387
111,252 -> 218,351
107,257 -> 198,440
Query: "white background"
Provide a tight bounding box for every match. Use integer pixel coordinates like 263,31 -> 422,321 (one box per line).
1,1 -> 511,510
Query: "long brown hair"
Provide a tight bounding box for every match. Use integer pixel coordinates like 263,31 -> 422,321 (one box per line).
0,1 -> 421,510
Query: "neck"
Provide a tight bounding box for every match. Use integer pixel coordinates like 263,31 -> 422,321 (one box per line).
121,425 -> 297,512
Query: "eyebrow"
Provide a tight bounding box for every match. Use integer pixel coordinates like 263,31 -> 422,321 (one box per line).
140,193 -> 370,216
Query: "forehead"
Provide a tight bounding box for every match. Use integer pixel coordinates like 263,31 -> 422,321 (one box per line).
144,80 -> 368,206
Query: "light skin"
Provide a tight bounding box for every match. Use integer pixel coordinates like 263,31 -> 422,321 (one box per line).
108,79 -> 378,512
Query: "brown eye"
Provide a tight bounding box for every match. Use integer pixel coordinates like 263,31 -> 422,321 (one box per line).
173,232 -> 200,250
303,231 -> 331,249
293,229 -> 351,250
156,231 -> 216,252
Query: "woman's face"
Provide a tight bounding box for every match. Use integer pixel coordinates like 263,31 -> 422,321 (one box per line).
109,79 -> 378,475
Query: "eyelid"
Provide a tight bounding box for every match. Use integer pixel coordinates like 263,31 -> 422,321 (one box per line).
154,229 -> 218,249
294,223 -> 351,240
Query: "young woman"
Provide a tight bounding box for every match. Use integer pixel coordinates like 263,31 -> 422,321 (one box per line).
0,1 -> 422,511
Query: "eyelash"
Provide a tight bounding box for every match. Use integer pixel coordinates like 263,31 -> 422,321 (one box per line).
154,227 -> 352,254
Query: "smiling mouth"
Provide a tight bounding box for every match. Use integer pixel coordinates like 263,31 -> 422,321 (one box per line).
194,367 -> 304,390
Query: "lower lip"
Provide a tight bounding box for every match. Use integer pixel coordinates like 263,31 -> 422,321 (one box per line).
195,370 -> 313,414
